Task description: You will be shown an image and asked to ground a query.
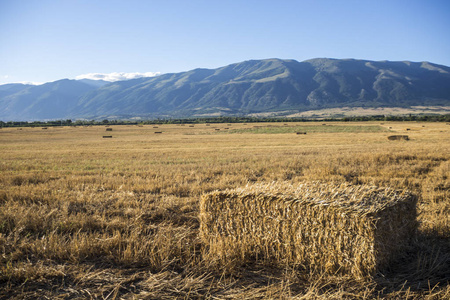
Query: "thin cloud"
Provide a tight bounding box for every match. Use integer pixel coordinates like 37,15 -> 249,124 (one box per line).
75,72 -> 161,82
0,81 -> 43,86
17,81 -> 44,85
1,75 -> 44,86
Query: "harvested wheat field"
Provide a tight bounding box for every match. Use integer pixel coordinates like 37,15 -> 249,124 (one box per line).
0,121 -> 449,299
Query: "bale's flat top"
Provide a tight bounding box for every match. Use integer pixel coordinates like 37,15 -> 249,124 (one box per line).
208,182 -> 415,214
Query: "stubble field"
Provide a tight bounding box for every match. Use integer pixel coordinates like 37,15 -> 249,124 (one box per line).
0,121 -> 449,299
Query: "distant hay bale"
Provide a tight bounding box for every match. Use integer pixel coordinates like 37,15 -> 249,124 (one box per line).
405,128 -> 410,131
154,131 -> 162,134
42,127 -> 48,130
102,136 -> 112,138
296,132 -> 307,135
388,135 -> 409,141
200,182 -> 417,278
153,126 -> 159,128
106,128 -> 113,131
215,129 -> 220,131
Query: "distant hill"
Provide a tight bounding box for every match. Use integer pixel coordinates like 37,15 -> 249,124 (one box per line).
0,79 -> 98,120
0,83 -> 33,99
1,58 -> 450,121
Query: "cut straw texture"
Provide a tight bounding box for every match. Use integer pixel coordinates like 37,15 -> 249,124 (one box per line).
199,182 -> 417,278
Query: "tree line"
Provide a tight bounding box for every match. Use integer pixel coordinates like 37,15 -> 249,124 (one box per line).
1,114 -> 449,128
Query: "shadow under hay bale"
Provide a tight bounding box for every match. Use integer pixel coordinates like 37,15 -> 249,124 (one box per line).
388,135 -> 409,141
200,182 -> 417,279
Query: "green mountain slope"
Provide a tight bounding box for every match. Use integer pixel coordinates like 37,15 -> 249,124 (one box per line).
72,58 -> 450,119
1,58 -> 449,121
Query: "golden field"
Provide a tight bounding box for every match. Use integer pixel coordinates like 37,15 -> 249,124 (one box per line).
0,121 -> 449,299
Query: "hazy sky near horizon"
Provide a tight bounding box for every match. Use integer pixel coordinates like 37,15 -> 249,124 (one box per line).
1,0 -> 449,85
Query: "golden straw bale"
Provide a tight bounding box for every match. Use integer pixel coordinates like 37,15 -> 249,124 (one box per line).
388,135 -> 409,141
199,182 -> 417,278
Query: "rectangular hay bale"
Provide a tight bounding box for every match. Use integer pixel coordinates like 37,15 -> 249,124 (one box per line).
199,182 -> 417,278
388,135 -> 409,141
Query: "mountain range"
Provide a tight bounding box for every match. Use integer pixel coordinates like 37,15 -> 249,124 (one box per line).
1,58 -> 450,121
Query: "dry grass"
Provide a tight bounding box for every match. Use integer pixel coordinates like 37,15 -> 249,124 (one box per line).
283,106 -> 450,118
0,121 -> 449,299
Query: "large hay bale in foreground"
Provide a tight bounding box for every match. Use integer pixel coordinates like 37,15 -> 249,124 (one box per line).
200,182 -> 417,278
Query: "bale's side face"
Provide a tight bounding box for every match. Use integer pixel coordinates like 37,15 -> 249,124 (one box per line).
200,182 -> 417,278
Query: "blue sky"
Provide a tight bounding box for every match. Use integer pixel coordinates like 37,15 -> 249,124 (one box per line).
1,0 -> 449,84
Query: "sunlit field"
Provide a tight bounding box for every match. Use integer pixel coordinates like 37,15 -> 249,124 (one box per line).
1,121 -> 449,299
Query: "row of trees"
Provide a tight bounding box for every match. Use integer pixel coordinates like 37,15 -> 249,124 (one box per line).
0,119 -> 131,127
1,114 -> 449,128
